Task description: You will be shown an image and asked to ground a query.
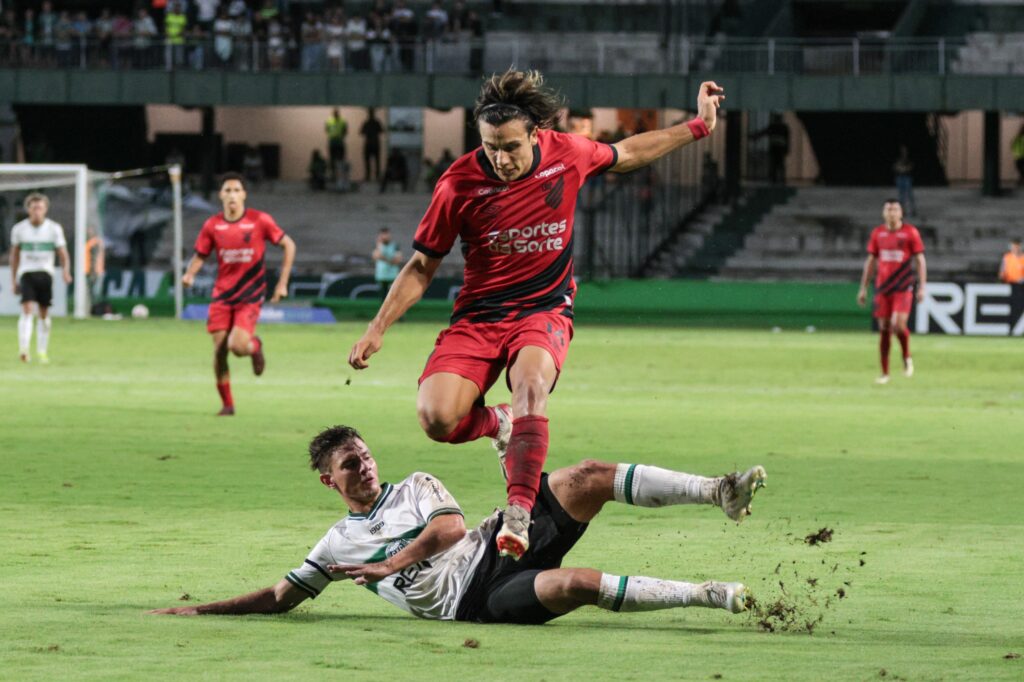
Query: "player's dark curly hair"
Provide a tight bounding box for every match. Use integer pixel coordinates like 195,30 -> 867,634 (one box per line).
473,69 -> 564,132
308,425 -> 363,472
219,171 -> 247,190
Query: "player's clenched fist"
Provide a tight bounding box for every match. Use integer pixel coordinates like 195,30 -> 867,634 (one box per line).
349,329 -> 383,369
697,81 -> 725,132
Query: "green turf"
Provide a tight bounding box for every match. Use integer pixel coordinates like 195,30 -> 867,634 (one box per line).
2,319 -> 1022,681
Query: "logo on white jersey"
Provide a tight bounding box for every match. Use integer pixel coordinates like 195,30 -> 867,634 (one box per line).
487,219 -> 568,255
534,163 -> 566,180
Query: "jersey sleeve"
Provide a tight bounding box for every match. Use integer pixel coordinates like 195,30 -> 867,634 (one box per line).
410,472 -> 463,523
10,224 -> 19,246
412,178 -> 462,258
53,223 -> 68,249
867,229 -> 879,256
569,133 -> 618,180
284,534 -> 337,600
908,227 -> 924,255
194,220 -> 214,257
260,212 -> 285,245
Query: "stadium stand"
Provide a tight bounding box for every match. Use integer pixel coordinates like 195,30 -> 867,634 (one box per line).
718,187 -> 1024,282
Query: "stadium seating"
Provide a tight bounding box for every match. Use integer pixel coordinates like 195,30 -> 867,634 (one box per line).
718,187 -> 1024,282
953,32 -> 1024,74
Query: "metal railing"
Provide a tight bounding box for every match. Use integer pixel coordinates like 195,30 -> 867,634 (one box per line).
0,35 -> 989,76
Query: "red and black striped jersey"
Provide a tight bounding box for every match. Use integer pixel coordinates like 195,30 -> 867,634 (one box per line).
413,128 -> 617,324
194,208 -> 285,305
867,223 -> 924,294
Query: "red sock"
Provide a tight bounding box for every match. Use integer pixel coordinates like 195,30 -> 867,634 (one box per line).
250,336 -> 262,355
879,331 -> 892,375
505,416 -> 549,512
896,329 -> 910,360
440,405 -> 499,444
217,381 -> 234,408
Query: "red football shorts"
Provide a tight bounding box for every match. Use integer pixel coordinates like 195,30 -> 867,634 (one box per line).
873,290 -> 914,319
207,301 -> 262,334
419,311 -> 574,396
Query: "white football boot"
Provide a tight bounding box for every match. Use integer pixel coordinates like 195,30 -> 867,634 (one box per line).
696,581 -> 751,613
716,465 -> 767,522
903,357 -> 914,378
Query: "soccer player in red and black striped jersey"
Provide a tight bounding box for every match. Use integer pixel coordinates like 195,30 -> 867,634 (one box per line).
857,198 -> 927,384
349,70 -> 724,559
182,173 -> 297,415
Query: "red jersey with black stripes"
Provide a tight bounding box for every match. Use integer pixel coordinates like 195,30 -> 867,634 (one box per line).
194,208 -> 285,305
867,223 -> 924,294
413,128 -> 617,323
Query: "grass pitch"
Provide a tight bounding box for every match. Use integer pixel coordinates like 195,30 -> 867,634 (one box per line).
2,318 -> 1022,681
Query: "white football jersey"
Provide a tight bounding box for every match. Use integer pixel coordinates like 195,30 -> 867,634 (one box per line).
11,219 -> 67,278
286,472 -> 499,620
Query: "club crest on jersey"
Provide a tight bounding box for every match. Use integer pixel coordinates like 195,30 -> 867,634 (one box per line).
243,232 -> 252,244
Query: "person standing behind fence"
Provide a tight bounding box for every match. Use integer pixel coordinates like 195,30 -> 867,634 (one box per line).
1012,124 -> 1024,188
361,108 -> 384,181
893,145 -> 916,217
373,228 -> 402,302
325,108 -> 348,183
999,238 -> 1024,284
165,2 -> 187,68
84,227 -> 105,311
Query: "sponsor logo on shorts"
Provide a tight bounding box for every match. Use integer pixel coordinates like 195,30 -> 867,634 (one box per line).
486,219 -> 568,255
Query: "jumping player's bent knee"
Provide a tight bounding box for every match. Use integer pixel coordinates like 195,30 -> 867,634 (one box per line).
417,405 -> 460,442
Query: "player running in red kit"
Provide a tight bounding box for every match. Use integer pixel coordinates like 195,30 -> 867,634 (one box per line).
348,70 -> 724,559
183,173 -> 297,415
857,198 -> 927,384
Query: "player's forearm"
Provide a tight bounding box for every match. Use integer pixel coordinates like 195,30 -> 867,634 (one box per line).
192,584 -> 301,615
278,237 -> 296,287
10,249 -> 18,285
58,248 -> 71,276
368,258 -> 435,333
184,255 -> 206,278
383,516 -> 466,573
915,254 -> 927,288
859,257 -> 875,290
612,123 -> 700,173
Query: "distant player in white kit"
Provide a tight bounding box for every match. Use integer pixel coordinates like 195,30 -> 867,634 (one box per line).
10,193 -> 72,363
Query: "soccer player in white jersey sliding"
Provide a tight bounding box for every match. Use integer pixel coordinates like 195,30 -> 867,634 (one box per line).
9,193 -> 72,363
151,426 -> 767,624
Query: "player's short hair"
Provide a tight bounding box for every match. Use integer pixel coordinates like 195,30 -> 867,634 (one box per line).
23,192 -> 49,210
473,69 -> 563,132
309,425 -> 364,472
1012,237 -> 1022,245
219,171 -> 246,190
883,198 -> 902,208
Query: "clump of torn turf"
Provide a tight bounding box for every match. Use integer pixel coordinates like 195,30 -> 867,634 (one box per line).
462,638 -> 479,649
804,528 -> 834,545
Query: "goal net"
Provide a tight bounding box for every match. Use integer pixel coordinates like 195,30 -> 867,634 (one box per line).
0,164 -> 184,319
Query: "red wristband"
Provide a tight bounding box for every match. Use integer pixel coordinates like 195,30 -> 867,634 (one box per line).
686,117 -> 711,140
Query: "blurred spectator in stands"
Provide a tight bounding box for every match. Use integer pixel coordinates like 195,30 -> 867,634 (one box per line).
94,9 -> 114,66
84,227 -> 105,309
134,8 -> 159,68
360,108 -> 384,181
373,227 -> 402,302
166,2 -> 188,68
892,145 -> 916,217
54,11 -> 73,67
999,238 -> 1024,284
187,22 -> 207,69
39,1 -> 56,65
300,11 -> 323,71
1013,124 -> 1024,187
366,11 -> 394,72
422,156 -> 439,189
749,113 -> 790,186
346,12 -> 368,71
435,148 -> 455,177
380,147 -> 408,193
701,152 -> 721,203
325,108 -> 347,182
128,228 -> 148,297
195,0 -> 219,34
20,8 -> 34,64
308,149 -> 327,190
449,1 -> 469,33
243,145 -> 264,188
112,11 -> 133,68
0,10 -> 17,62
72,11 -> 92,53
213,6 -> 234,67
425,1 -> 448,40
325,9 -> 345,71
391,0 -> 416,72
467,9 -> 483,73
227,0 -> 248,21
257,0 -> 279,25
266,16 -> 287,70
151,0 -> 168,31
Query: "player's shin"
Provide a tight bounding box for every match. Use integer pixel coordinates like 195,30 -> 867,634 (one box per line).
18,312 -> 34,354
505,415 -> 549,511
613,463 -> 719,507
879,330 -> 892,375
36,316 -> 52,355
597,574 -> 748,613
896,329 -> 910,360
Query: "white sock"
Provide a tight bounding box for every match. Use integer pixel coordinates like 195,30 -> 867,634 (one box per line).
612,463 -> 720,507
597,574 -> 722,612
18,313 -> 34,353
36,317 -> 52,354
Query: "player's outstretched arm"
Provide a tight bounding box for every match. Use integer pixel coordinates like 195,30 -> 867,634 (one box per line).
610,81 -> 725,173
149,578 -> 308,616
271,235 -> 297,302
181,254 -> 206,288
348,250 -> 443,369
857,255 -> 876,307
328,513 -> 466,585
